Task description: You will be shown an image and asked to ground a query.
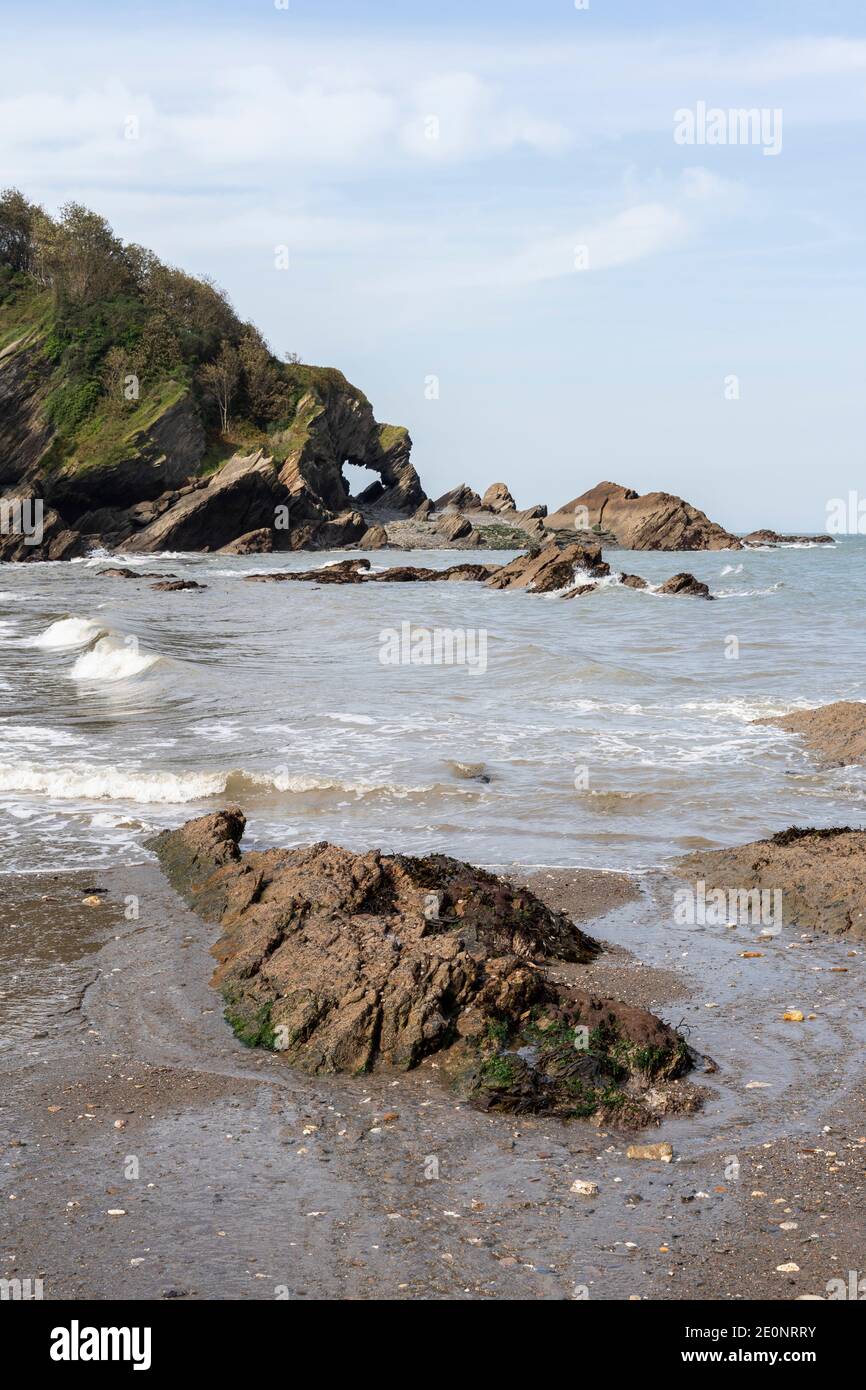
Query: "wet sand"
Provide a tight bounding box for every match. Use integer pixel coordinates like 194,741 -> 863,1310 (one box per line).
1,861 -> 864,1301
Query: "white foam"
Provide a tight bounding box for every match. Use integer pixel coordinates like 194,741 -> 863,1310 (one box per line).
324,713 -> 376,726
28,617 -> 105,650
0,724 -> 82,748
0,763 -> 466,804
69,636 -> 159,682
0,763 -> 227,803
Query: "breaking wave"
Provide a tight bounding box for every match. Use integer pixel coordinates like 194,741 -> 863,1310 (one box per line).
28,617 -> 106,650
0,764 -> 481,805
70,636 -> 160,682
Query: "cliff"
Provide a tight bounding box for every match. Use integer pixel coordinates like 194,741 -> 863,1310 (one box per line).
0,191 -> 424,558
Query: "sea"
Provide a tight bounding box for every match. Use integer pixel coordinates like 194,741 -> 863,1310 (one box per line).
0,539 -> 863,874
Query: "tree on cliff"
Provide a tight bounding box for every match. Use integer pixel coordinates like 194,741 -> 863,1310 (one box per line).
199,340 -> 241,433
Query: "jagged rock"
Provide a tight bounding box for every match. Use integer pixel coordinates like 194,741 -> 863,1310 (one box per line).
481,483 -> 517,513
99,566 -> 140,578
276,373 -> 424,517
0,496 -> 86,562
487,541 -> 609,594
675,827 -> 866,938
245,560 -> 498,586
219,528 -> 275,555
0,337 -> 55,481
245,558 -> 371,585
435,512 -> 474,542
150,579 -> 206,592
413,498 -> 434,520
435,484 -> 482,511
754,701 -> 866,768
547,481 -> 741,551
743,529 -> 834,547
149,810 -> 595,1063
147,811 -> 701,1123
122,450 -> 287,554
657,572 -> 712,599
370,565 -> 440,583
442,563 -> 498,581
282,511 -> 367,551
620,573 -> 648,590
359,524 -> 388,549
562,583 -> 597,600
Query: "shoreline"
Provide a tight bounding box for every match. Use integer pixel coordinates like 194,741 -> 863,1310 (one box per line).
2,855 -> 864,1301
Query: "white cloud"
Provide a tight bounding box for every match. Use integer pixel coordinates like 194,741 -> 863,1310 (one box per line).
399,72 -> 569,161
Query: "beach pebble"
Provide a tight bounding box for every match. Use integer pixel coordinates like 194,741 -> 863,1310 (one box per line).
626,1142 -> 673,1162
570,1179 -> 599,1196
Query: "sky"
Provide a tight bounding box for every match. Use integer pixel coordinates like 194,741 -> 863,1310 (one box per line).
1,0 -> 864,529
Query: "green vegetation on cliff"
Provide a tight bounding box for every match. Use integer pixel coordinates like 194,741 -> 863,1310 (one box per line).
0,189 -> 346,480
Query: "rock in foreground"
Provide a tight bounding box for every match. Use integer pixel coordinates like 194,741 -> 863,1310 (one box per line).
149,811 -> 701,1123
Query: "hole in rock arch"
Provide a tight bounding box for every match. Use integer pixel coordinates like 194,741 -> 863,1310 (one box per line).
342,460 -> 377,502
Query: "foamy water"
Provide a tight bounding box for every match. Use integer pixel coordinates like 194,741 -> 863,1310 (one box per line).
0,541 -> 863,871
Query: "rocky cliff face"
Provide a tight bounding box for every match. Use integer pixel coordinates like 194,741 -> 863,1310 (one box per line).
0,329 -> 423,557
0,335 -> 56,483
274,369 -> 424,516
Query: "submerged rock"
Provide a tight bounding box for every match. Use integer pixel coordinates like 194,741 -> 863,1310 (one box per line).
486,540 -> 609,594
245,558 -> 372,584
150,579 -> 206,591
148,811 -> 702,1123
743,529 -> 833,547
656,572 -> 712,599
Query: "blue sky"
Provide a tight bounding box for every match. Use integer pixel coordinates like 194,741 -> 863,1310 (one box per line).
2,0 -> 865,528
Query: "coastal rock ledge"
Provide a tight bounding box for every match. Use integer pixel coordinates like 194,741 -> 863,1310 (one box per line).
149,811 -> 704,1124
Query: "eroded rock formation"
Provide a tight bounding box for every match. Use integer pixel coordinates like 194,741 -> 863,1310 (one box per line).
148,810 -> 703,1123
547,481 -> 741,551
